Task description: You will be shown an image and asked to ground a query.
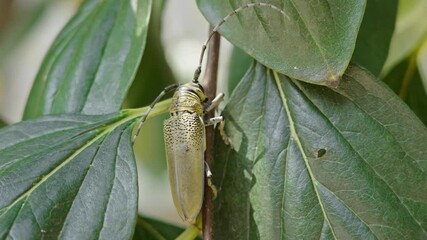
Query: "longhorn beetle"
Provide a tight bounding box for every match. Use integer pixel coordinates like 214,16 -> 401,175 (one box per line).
132,2 -> 288,224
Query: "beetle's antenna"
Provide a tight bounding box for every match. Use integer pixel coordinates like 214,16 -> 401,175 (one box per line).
192,2 -> 288,83
132,83 -> 179,144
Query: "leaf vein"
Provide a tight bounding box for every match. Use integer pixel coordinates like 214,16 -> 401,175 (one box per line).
293,80 -> 427,236
287,0 -> 332,75
273,71 -> 338,239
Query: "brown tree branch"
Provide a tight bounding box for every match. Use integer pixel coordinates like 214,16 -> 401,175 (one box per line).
202,29 -> 221,240
0,0 -> 13,30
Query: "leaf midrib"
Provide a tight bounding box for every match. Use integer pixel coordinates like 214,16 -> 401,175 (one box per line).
272,71 -> 338,239
0,123 -> 100,172
79,0 -> 124,113
97,125 -> 125,237
0,130 -> 106,220
58,130 -> 108,239
0,113 -> 136,220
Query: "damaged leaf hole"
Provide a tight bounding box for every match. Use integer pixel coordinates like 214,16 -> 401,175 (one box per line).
314,148 -> 326,159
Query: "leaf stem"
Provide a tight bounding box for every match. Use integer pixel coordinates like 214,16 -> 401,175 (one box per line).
123,99 -> 171,121
176,225 -> 202,240
201,29 -> 221,240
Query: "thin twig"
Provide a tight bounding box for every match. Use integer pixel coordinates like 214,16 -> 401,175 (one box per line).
202,29 -> 221,240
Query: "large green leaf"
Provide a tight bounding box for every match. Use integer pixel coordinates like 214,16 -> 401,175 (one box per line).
214,63 -> 427,239
23,0 -> 152,119
351,0 -> 398,76
197,0 -> 366,85
0,113 -> 137,238
0,100 -> 170,238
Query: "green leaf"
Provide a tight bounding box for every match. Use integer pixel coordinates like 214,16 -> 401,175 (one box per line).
0,99 -> 171,238
383,56 -> 427,125
214,63 -> 427,238
23,0 -> 152,119
133,216 -> 201,240
351,0 -> 398,76
382,0 -> 427,74
197,0 -> 366,85
0,113 -> 138,239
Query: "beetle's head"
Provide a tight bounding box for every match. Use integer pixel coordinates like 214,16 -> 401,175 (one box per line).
180,82 -> 207,102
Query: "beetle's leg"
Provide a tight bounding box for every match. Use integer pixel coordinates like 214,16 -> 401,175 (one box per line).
204,161 -> 217,199
205,93 -> 224,113
204,116 -> 223,126
132,83 -> 179,144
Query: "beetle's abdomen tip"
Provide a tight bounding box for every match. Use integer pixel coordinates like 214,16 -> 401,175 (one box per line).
181,210 -> 197,224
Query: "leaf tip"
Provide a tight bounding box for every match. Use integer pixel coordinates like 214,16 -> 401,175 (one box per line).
326,75 -> 341,88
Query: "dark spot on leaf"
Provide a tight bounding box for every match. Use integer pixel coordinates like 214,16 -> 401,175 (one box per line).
314,148 -> 326,158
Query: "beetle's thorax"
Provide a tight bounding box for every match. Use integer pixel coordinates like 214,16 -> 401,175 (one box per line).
169,83 -> 207,116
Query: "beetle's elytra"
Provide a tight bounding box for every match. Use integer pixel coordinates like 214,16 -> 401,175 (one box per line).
133,2 -> 287,224
164,83 -> 222,223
